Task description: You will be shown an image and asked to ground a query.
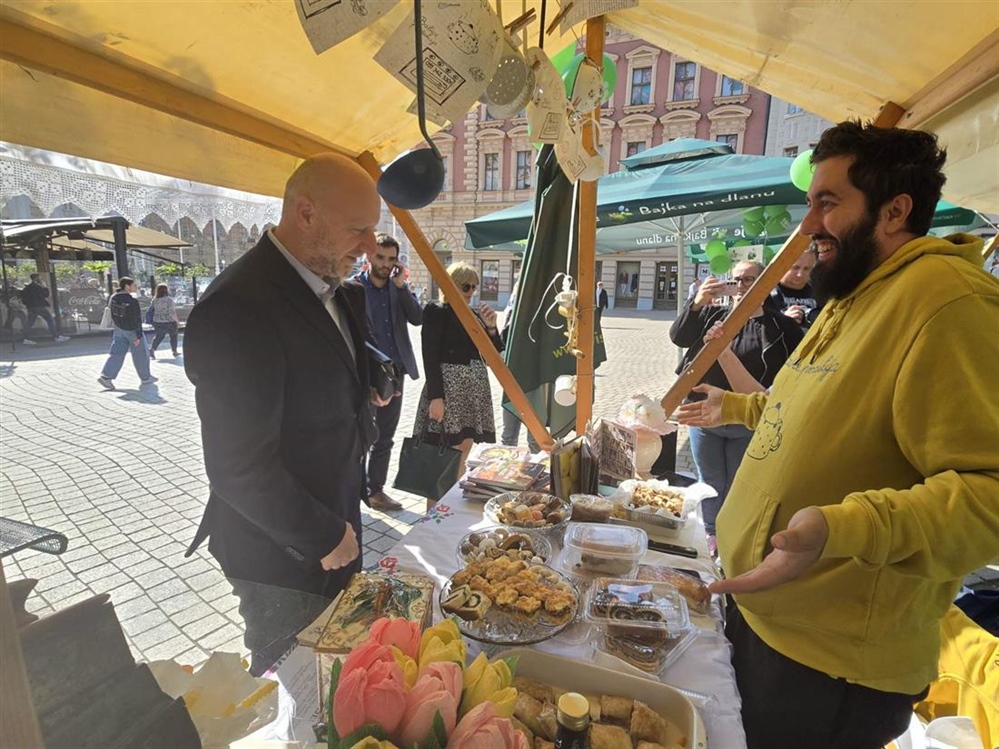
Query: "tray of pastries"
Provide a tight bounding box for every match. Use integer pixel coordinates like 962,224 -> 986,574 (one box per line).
499,648 -> 705,749
439,557 -> 578,645
456,526 -> 552,566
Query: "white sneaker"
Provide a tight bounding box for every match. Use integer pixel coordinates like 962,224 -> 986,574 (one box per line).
140,375 -> 159,384
55,335 -> 70,343
22,339 -> 37,345
97,376 -> 115,390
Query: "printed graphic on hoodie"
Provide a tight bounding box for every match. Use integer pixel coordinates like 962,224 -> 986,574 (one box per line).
747,402 -> 783,460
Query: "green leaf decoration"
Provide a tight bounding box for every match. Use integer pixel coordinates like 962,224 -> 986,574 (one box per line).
418,711 -> 449,749
503,656 -> 519,676
337,723 -> 389,749
327,660 -> 343,749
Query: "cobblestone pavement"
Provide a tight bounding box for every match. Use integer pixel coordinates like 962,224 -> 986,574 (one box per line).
0,310 -> 699,666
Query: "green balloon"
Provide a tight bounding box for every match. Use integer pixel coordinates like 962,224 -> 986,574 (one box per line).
763,204 -> 787,220
709,255 -> 732,274
743,217 -> 765,238
550,43 -> 578,74
763,246 -> 778,264
743,206 -> 765,221
705,239 -> 728,258
764,211 -> 792,235
789,149 -> 814,192
732,239 -> 752,247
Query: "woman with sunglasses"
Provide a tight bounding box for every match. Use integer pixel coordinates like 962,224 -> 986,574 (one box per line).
411,262 -> 504,508
669,260 -> 804,554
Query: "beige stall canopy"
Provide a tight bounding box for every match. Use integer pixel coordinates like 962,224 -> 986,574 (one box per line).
0,1 -> 996,213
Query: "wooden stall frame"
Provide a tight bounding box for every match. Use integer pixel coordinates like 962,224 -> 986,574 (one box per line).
574,15 -> 605,434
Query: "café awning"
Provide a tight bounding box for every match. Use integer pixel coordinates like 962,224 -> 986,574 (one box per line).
0,2 -> 995,213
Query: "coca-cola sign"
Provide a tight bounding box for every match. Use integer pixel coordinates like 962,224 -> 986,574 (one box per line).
66,291 -> 106,307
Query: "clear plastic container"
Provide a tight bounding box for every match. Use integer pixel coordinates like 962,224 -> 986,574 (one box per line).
559,522 -> 647,578
584,577 -> 696,675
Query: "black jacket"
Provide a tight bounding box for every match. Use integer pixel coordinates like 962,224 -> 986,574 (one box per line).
422,302 -> 503,400
669,300 -> 804,392
20,282 -> 49,309
184,235 -> 376,596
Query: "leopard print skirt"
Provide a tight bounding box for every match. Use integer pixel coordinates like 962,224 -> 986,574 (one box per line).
413,360 -> 496,447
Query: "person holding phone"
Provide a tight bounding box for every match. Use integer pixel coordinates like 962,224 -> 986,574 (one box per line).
411,262 -> 504,509
354,234 -> 423,512
668,260 -> 803,544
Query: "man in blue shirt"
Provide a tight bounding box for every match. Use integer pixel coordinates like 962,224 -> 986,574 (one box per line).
355,234 -> 423,511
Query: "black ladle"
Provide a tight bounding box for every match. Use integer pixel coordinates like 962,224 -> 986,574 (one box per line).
377,0 -> 445,210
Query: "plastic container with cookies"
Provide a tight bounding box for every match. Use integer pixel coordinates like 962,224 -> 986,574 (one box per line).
585,578 -> 696,675
559,522 -> 647,579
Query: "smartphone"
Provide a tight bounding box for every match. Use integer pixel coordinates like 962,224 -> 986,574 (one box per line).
722,281 -> 740,296
647,539 -> 699,559
390,263 -> 402,278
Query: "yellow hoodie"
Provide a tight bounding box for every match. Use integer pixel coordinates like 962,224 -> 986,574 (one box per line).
717,234 -> 999,694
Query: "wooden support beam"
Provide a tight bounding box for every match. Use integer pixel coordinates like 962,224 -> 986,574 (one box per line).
900,30 -> 999,130
660,230 -> 811,416
356,151 -> 553,452
0,17 -> 347,161
575,15 -> 605,435
659,103 -> 908,416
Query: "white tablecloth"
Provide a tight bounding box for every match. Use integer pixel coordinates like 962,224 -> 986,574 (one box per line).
255,482 -> 747,749
376,483 -> 747,749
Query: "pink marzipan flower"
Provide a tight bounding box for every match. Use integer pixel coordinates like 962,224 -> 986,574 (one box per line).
445,702 -> 530,749
333,641 -> 407,737
394,661 -> 462,747
369,617 -> 422,660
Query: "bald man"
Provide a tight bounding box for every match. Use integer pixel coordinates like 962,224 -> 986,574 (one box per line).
184,154 -> 385,674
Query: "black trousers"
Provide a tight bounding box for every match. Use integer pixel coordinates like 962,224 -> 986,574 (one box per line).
726,601 -> 924,749
366,378 -> 404,496
150,321 -> 178,352
228,577 -> 334,676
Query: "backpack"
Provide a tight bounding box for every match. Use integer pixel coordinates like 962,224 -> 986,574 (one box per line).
109,294 -> 132,329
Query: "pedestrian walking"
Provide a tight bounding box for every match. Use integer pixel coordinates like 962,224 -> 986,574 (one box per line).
148,283 -> 180,358
98,277 -> 157,390
21,273 -> 69,344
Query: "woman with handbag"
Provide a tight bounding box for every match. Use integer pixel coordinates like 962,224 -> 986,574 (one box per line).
410,262 -> 503,509
148,283 -> 180,359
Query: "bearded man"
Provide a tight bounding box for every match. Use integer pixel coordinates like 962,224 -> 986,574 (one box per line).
677,121 -> 999,749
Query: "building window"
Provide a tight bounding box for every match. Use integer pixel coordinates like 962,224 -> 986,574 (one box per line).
787,103 -> 804,115
626,141 -> 647,157
719,76 -> 744,97
480,260 -> 500,302
716,133 -> 739,150
441,155 -> 450,190
483,153 -> 499,191
629,66 -> 652,106
515,150 -> 532,190
673,62 -> 697,100
783,146 -> 799,157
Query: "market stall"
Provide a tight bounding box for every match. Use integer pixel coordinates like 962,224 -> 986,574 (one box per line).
253,475 -> 742,749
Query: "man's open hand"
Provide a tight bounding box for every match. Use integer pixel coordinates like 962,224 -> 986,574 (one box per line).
674,384 -> 725,428
709,507 -> 828,595
320,523 -> 359,571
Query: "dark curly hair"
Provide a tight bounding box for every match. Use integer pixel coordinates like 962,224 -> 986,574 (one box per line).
811,121 -> 946,236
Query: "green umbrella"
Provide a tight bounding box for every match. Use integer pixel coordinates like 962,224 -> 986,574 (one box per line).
503,145 -> 607,439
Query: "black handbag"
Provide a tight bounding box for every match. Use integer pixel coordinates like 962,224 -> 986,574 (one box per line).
366,341 -> 402,402
393,424 -> 463,501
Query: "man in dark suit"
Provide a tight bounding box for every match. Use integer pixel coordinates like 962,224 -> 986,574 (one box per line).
183,153 -> 385,675
595,280 -> 609,323
354,233 -> 423,511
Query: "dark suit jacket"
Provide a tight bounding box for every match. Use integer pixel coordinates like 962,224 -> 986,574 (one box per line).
597,288 -> 609,309
356,272 -> 423,379
184,234 -> 375,597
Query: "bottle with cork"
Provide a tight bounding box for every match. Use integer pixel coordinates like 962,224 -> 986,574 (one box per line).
554,692 -> 590,749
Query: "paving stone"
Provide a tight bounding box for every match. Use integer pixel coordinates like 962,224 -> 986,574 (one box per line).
130,620 -> 185,651
121,607 -> 171,638
171,601 -> 220,628
182,612 -> 232,640
134,566 -> 176,590
199,622 -> 245,652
